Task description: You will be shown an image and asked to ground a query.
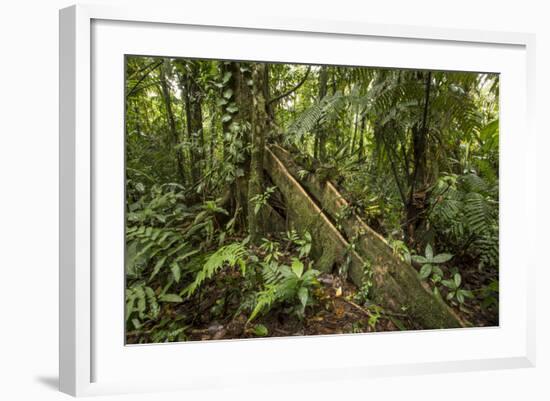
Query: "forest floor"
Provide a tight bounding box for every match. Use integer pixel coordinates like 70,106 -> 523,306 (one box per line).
168,273 -> 496,343
126,253 -> 497,344
126,272 -> 410,344
186,272 -> 414,341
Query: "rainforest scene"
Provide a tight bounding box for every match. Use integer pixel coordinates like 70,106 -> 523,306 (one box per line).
125,56 -> 499,344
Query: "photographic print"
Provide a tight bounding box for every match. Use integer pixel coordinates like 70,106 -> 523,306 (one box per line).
125,56 -> 499,344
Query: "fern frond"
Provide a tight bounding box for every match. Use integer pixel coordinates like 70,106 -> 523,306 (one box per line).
464,192 -> 494,234
184,243 -> 247,297
261,262 -> 284,285
248,285 -> 278,322
287,92 -> 346,140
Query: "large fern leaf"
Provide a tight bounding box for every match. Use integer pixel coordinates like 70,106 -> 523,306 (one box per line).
184,242 -> 247,297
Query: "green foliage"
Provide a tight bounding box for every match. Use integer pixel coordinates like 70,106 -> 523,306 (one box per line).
149,316 -> 189,343
259,238 -> 282,263
126,225 -> 194,283
250,186 -> 276,216
389,239 -> 412,265
287,92 -> 347,143
367,305 -> 382,329
285,230 -> 312,258
429,171 -> 499,270
354,258 -> 374,305
252,324 -> 269,337
248,259 -> 320,322
412,244 -> 453,281
125,283 -> 160,329
440,273 -> 474,305
183,242 -> 248,297
480,280 -> 499,310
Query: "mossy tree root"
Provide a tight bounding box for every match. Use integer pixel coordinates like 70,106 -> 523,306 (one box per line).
268,144 -> 465,329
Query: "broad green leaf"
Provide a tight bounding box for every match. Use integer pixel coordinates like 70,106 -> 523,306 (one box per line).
149,256 -> 166,281
125,241 -> 138,276
135,286 -> 146,317
253,324 -> 268,337
144,286 -> 159,318
432,253 -> 453,264
125,297 -> 136,321
160,293 -> 183,303
171,262 -> 181,283
457,291 -> 465,304
418,264 -> 432,280
411,255 -> 428,264
441,279 -> 456,289
175,249 -> 200,262
222,71 -> 232,83
223,88 -> 233,99
291,259 -> 304,278
425,244 -> 433,261
454,273 -> 462,287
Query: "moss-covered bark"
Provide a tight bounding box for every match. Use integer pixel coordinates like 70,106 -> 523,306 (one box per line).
247,64 -> 268,244
269,145 -> 465,329
264,148 -> 365,277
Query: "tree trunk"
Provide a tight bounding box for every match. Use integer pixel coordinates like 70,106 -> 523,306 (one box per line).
219,62 -> 253,230
263,64 -> 276,131
158,59 -> 186,184
209,102 -> 217,171
316,66 -> 328,162
180,61 -> 204,186
405,71 -> 432,247
247,64 -> 268,244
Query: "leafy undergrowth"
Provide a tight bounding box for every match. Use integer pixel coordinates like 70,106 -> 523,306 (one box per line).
125,179 -> 497,345
127,269 -> 409,344
125,217 -> 414,344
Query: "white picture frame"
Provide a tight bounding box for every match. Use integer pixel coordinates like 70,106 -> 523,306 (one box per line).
59,4 -> 536,397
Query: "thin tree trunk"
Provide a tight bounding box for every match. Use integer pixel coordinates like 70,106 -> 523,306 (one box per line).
264,64 -> 276,129
405,71 -> 432,246
317,66 -> 328,162
158,59 -> 186,184
209,103 -> 217,171
180,61 -> 204,186
220,62 -> 253,230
